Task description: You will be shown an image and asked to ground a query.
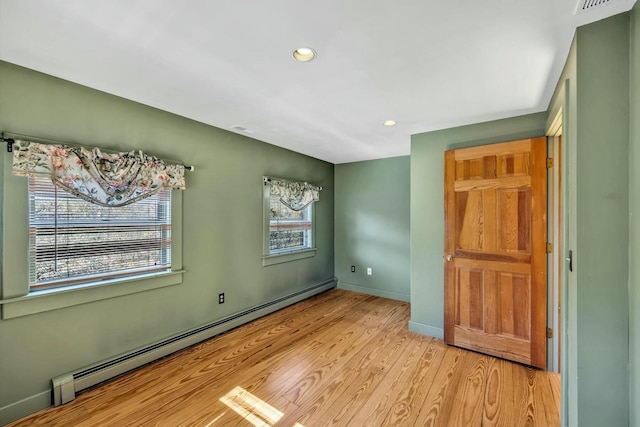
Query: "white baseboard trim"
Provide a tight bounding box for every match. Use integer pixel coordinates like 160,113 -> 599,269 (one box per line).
408,320 -> 444,339
0,390 -> 50,426
337,281 -> 410,302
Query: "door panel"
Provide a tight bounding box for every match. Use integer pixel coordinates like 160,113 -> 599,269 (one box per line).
444,137 -> 547,368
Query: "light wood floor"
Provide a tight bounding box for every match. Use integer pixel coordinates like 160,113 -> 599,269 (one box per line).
9,289 -> 560,426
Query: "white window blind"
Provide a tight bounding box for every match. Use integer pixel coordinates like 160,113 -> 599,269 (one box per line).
28,176 -> 172,289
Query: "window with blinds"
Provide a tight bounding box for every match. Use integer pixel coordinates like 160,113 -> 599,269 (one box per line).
28,176 -> 172,289
268,197 -> 312,254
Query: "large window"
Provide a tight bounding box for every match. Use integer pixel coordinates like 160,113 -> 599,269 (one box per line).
28,176 -> 171,289
1,142 -> 184,319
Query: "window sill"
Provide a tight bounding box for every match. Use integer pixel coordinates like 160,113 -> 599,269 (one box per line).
262,248 -> 317,266
0,270 -> 184,319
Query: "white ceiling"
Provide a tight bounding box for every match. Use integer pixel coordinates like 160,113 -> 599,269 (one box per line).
0,0 -> 636,164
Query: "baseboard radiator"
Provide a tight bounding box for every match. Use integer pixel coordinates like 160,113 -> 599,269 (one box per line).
52,278 -> 336,406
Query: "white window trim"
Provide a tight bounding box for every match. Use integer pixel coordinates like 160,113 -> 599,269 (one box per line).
262,182 -> 316,266
0,155 -> 184,319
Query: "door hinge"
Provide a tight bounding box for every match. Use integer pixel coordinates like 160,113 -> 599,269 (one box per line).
546,157 -> 553,169
546,243 -> 553,253
547,328 -> 553,339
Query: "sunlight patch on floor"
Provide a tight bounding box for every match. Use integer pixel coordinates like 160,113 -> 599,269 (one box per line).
204,413 -> 225,427
218,386 -> 297,427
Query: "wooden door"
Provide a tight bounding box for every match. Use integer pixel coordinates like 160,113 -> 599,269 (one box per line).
444,137 -> 547,368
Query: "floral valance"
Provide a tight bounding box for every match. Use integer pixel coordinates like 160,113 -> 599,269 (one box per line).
12,140 -> 186,207
264,176 -> 322,211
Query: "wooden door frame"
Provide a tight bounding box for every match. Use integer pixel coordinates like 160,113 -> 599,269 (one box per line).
547,109 -> 564,373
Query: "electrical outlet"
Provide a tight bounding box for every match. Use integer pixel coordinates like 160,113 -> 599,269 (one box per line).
351,265 -> 356,272
218,293 -> 225,304
367,268 -> 372,276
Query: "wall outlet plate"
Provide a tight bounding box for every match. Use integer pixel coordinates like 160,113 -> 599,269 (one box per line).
218,293 -> 225,304
351,265 -> 355,272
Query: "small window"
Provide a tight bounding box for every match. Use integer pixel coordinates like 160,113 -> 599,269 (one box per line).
269,198 -> 312,254
262,177 -> 319,266
28,176 -> 172,289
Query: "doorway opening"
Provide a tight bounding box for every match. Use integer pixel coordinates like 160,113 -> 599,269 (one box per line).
546,107 -> 564,373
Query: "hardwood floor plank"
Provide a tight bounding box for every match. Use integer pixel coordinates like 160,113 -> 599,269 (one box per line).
440,352 -> 489,427
345,334 -> 436,427
534,370 -> 561,426
277,317 -> 415,424
413,344 -> 471,426
6,289 -> 560,427
482,357 -> 517,427
340,331 -> 429,425
275,364 -> 364,426
391,338 -> 448,426
511,363 -> 538,426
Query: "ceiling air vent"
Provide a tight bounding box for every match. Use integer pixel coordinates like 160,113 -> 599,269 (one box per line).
574,0 -> 633,20
580,0 -> 611,10
231,125 -> 255,134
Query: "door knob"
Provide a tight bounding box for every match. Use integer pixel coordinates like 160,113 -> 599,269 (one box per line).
445,254 -> 454,262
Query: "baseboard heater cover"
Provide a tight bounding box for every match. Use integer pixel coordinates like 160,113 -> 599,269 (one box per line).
52,278 -> 336,406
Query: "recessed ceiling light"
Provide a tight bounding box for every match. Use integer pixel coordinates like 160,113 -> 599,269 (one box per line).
293,47 -> 316,62
383,120 -> 397,127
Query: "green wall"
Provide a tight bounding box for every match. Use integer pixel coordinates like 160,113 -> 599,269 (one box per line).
544,12 -> 633,427
334,156 -> 410,301
574,14 -> 630,427
629,4 -> 640,427
0,61 -> 334,424
550,14 -> 638,425
409,113 -> 547,338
